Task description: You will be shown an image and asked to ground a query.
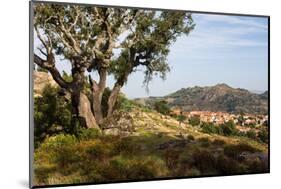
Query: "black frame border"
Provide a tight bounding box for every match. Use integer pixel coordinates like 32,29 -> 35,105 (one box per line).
29,0 -> 270,188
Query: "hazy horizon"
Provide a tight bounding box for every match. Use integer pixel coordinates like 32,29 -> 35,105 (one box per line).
35,12 -> 269,99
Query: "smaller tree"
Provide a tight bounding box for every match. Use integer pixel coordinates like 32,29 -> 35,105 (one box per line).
220,120 -> 237,136
201,122 -> 217,134
34,85 -> 73,146
189,115 -> 200,126
246,130 -> 257,140
154,100 -> 170,115
258,129 -> 268,143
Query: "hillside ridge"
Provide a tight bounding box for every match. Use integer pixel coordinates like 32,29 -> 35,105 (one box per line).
135,83 -> 268,115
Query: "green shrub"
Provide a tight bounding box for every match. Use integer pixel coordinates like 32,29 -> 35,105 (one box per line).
164,149 -> 182,169
78,128 -> 101,140
177,114 -> 187,126
201,122 -> 217,134
118,97 -> 136,112
34,85 -> 73,145
216,155 -> 244,174
220,120 -> 237,136
247,159 -> 268,173
192,149 -> 217,172
189,115 -> 201,126
224,143 -> 259,159
246,130 -> 257,140
37,134 -> 79,169
34,164 -> 56,183
101,155 -> 168,180
154,100 -> 170,115
176,151 -> 196,176
258,129 -> 268,143
39,134 -> 77,152
84,140 -> 113,161
112,137 -> 141,156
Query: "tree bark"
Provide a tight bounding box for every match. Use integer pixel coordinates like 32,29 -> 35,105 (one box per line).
107,67 -> 131,117
90,68 -> 107,124
71,92 -> 98,129
107,84 -> 122,117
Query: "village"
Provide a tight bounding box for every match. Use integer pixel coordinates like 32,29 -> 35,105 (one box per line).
171,108 -> 268,131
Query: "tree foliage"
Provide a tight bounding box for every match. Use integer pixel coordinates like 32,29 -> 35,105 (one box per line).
154,100 -> 170,115
201,122 -> 218,134
189,115 -> 200,126
34,85 -> 73,145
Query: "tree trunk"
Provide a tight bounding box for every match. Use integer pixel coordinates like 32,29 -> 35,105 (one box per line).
107,68 -> 131,117
72,92 -> 99,129
107,84 -> 122,117
91,68 -> 107,124
93,91 -> 103,124
71,59 -> 99,129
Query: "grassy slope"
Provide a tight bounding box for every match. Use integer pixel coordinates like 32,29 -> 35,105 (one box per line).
33,106 -> 268,186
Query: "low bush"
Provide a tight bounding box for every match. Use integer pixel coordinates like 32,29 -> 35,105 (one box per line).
216,155 -> 244,174
224,143 -> 259,159
247,159 -> 268,173
34,164 -> 56,184
192,149 -> 217,172
153,100 -> 170,115
101,155 -> 168,180
78,128 -> 101,140
246,130 -> 257,140
220,120 -> 238,136
34,85 -> 73,145
112,137 -> 141,156
201,122 -> 217,134
164,149 -> 182,169
258,129 -> 269,143
189,116 -> 200,126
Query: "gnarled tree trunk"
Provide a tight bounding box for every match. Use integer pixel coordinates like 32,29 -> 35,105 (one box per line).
72,92 -> 98,129
70,58 -> 99,129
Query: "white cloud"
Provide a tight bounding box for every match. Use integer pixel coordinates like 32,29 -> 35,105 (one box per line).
195,14 -> 268,30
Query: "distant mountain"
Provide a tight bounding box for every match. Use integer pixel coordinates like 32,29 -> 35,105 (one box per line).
250,90 -> 265,94
134,84 -> 268,115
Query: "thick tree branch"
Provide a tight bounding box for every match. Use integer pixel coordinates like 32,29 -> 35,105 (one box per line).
34,53 -> 70,89
35,26 -> 51,55
58,15 -> 81,54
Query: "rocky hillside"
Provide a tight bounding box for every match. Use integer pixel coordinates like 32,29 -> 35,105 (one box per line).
33,71 -> 58,97
135,84 -> 268,115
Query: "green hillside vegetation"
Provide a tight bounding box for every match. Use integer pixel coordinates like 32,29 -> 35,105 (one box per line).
33,85 -> 268,186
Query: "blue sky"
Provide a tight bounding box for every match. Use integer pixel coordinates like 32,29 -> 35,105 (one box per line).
35,13 -> 269,99
121,14 -> 268,98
